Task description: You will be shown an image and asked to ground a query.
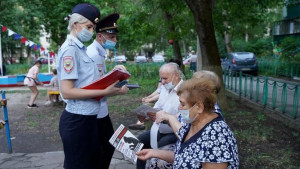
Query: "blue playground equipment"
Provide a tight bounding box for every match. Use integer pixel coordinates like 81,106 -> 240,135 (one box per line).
0,90 -> 12,153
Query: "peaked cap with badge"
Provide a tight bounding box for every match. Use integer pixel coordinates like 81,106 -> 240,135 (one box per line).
96,13 -> 120,33
72,3 -> 101,24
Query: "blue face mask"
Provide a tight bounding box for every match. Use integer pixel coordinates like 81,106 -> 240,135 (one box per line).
102,34 -> 116,49
179,104 -> 198,124
163,75 -> 175,90
77,26 -> 94,42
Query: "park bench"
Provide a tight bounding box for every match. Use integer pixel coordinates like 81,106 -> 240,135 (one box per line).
47,90 -> 60,97
47,90 -> 66,106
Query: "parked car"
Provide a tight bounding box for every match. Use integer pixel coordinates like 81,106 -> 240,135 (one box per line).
136,56 -> 147,63
152,55 -> 165,62
115,55 -> 127,63
221,52 -> 258,76
37,56 -> 54,64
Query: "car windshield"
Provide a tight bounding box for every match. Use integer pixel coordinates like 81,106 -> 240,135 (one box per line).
234,53 -> 254,60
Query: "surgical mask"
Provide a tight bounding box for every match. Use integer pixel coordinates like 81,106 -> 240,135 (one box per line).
76,26 -> 94,42
179,104 -> 198,124
102,34 -> 116,49
163,75 -> 175,90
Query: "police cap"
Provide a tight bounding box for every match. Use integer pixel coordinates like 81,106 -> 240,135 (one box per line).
72,3 -> 100,24
96,13 -> 119,33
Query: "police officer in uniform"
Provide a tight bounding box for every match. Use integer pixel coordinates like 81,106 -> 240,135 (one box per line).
86,13 -> 127,168
57,4 -> 127,169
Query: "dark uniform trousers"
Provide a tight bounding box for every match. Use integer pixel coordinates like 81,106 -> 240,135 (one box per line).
97,115 -> 115,169
59,110 -> 100,169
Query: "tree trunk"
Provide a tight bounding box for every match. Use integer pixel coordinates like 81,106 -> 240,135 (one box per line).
164,11 -> 184,72
184,0 -> 228,109
196,35 -> 202,70
182,40 -> 187,57
223,10 -> 233,53
27,47 -> 31,65
245,25 -> 249,42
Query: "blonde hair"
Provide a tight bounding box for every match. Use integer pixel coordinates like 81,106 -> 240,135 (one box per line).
193,70 -> 221,94
67,13 -> 89,32
177,78 -> 216,112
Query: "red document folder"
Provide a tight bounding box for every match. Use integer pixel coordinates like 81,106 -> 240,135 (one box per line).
81,69 -> 131,100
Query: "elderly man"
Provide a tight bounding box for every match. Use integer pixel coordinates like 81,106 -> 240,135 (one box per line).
136,62 -> 183,169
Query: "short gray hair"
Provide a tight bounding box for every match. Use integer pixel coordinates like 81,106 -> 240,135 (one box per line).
160,62 -> 180,75
67,13 -> 89,32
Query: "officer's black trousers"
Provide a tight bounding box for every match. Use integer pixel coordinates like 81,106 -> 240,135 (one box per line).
59,110 -> 100,169
97,115 -> 115,169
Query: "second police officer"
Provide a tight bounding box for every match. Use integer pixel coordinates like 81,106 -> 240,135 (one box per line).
86,13 -> 128,169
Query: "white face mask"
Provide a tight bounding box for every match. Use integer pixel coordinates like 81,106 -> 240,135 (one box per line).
76,25 -> 94,42
163,75 -> 175,90
179,104 -> 199,124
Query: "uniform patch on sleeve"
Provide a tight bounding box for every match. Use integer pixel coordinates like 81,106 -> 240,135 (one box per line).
63,56 -> 74,73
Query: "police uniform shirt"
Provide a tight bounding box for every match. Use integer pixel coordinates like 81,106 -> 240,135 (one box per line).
86,40 -> 109,118
57,35 -> 100,115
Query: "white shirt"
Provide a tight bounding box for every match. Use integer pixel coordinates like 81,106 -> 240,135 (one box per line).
154,79 -> 183,133
86,40 -> 109,118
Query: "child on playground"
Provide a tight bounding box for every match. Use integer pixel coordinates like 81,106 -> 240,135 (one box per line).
24,60 -> 43,108
44,69 -> 59,105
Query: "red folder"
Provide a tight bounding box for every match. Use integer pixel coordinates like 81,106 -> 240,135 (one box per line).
81,69 -> 131,101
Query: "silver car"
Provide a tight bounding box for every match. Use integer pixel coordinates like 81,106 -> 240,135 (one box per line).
152,55 -> 165,62
136,56 -> 147,63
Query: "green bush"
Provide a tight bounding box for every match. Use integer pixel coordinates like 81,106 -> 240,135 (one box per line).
277,36 -> 300,62
6,63 -> 51,75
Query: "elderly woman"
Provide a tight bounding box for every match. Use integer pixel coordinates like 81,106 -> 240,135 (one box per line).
137,77 -> 239,169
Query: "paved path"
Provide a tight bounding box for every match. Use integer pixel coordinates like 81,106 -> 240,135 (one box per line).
0,151 -> 136,169
1,86 -> 143,169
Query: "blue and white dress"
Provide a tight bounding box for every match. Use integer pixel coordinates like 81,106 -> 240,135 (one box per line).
173,114 -> 239,169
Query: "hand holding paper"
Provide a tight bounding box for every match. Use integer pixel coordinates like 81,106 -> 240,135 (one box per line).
81,69 -> 130,100
155,110 -> 170,124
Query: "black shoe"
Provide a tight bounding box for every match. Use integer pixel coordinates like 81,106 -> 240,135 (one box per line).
128,124 -> 145,130
27,104 -> 38,108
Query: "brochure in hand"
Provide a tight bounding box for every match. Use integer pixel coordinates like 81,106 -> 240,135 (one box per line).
109,124 -> 144,164
133,104 -> 160,118
81,69 -> 131,101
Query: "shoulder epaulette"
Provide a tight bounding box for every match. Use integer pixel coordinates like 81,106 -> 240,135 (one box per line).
68,39 -> 74,46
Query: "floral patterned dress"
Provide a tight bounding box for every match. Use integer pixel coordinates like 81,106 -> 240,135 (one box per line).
173,114 -> 239,169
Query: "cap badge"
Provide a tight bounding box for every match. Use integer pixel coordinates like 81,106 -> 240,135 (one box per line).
94,18 -> 99,23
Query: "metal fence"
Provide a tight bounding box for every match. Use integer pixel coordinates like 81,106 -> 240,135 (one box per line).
258,59 -> 300,77
223,71 -> 300,120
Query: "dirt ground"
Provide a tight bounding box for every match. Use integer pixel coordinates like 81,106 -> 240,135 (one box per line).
0,91 -> 300,168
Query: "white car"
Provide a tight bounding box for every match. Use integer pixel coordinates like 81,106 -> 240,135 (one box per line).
115,55 -> 127,63
136,56 -> 147,63
152,55 -> 165,62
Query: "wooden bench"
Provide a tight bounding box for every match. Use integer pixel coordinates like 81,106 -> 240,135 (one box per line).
47,90 -> 60,95
47,90 -> 66,106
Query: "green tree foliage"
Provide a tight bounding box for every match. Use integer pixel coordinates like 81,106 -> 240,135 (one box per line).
277,36 -> 300,62
0,0 -> 44,63
213,0 -> 283,54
